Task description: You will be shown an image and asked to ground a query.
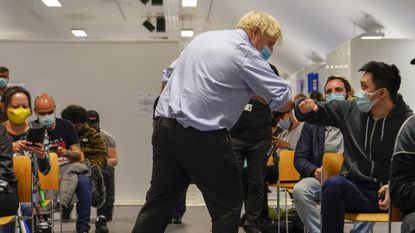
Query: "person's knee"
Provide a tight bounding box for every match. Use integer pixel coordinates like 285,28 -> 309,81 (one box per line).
322,176 -> 344,196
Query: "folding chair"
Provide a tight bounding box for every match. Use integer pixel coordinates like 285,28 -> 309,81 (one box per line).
38,153 -> 61,232
270,149 -> 300,233
0,155 -> 32,232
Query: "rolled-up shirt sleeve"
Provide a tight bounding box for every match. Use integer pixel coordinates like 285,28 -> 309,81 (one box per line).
241,52 -> 292,111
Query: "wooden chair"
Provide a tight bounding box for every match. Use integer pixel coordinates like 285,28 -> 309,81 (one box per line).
0,156 -> 32,230
269,150 -> 300,233
38,153 -> 61,232
322,153 -> 400,233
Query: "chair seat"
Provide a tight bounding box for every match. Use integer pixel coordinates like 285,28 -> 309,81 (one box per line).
345,212 -> 389,222
0,215 -> 16,225
270,182 -> 297,189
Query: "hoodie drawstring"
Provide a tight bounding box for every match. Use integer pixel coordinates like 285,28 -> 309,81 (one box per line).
364,116 -> 369,151
380,117 -> 387,141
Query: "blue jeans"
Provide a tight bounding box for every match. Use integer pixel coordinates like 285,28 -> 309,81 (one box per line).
321,176 -> 381,233
76,174 -> 92,232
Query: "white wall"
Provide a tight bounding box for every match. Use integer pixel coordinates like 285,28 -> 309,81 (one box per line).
0,40 -> 180,204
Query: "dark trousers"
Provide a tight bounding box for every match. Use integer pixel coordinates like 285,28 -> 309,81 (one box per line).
173,191 -> 186,219
232,137 -> 270,227
132,117 -> 243,233
0,192 -> 18,232
97,166 -> 115,220
321,176 -> 381,233
402,211 -> 415,233
76,174 -> 92,232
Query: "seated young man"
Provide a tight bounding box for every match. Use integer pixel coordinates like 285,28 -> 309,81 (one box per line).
294,61 -> 413,233
390,115 -> 415,233
293,76 -> 374,233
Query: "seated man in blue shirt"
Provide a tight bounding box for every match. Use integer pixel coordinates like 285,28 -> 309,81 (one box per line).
295,61 -> 412,233
293,76 -> 375,233
132,10 -> 293,233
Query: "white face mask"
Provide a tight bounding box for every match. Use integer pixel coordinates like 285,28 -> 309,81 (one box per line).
355,89 -> 381,113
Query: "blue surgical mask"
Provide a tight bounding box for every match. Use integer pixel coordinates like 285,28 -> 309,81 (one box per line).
38,113 -> 56,127
278,119 -> 291,130
260,46 -> 272,60
0,78 -> 8,88
326,93 -> 346,102
355,89 -> 380,113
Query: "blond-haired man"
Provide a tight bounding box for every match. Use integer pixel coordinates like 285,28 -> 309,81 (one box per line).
132,11 -> 293,233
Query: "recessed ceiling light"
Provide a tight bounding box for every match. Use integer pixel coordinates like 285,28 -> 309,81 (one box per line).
71,29 -> 88,37
182,0 -> 197,7
181,29 -> 194,37
41,0 -> 62,7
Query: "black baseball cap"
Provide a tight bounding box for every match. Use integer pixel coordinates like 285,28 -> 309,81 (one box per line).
87,110 -> 100,129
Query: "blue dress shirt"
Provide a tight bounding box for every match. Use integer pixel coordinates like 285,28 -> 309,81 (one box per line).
155,29 -> 291,131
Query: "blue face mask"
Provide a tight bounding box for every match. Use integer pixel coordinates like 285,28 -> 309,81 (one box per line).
278,119 -> 291,130
38,113 -> 56,127
260,46 -> 272,60
355,89 -> 380,113
326,93 -> 346,102
0,77 -> 9,88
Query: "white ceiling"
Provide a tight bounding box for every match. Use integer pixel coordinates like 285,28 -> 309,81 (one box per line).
0,0 -> 414,76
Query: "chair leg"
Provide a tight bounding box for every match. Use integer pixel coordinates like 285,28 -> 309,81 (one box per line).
277,184 -> 281,233
285,189 -> 289,233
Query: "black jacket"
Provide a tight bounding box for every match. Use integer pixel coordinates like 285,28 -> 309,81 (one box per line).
294,95 -> 412,183
0,123 -> 16,193
294,123 -> 325,179
390,115 -> 415,217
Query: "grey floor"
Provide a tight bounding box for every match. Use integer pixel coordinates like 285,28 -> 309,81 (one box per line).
53,185 -> 402,232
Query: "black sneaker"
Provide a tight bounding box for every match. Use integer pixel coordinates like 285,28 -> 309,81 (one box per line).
171,215 -> 182,224
95,215 -> 109,233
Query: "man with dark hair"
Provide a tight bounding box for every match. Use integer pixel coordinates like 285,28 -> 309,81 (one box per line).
294,61 -> 413,233
87,110 -> 118,222
61,105 -> 108,233
293,76 -> 375,233
34,94 -> 90,233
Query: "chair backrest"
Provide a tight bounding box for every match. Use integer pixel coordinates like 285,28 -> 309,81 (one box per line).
322,153 -> 344,184
13,155 -> 32,203
38,153 -> 59,190
279,150 -> 300,182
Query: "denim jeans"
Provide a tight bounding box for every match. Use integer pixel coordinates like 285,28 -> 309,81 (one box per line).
76,174 -> 92,232
293,177 -> 375,233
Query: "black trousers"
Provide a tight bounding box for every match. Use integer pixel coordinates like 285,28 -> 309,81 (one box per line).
97,165 -> 115,220
132,118 -> 243,233
231,137 -> 271,227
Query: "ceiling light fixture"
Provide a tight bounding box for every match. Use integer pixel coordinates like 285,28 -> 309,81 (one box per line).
182,0 -> 197,7
71,29 -> 88,37
41,0 -> 62,7
181,29 -> 194,37
360,31 -> 385,40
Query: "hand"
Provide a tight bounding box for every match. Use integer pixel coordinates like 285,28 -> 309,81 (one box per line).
12,140 -> 32,153
27,143 -> 46,159
275,138 -> 289,149
278,99 -> 295,112
56,146 -> 68,158
378,184 -> 390,211
314,167 -> 322,181
298,99 -> 318,114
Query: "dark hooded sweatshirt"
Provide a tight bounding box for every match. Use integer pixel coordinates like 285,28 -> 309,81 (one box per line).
294,94 -> 412,183
390,115 -> 415,217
